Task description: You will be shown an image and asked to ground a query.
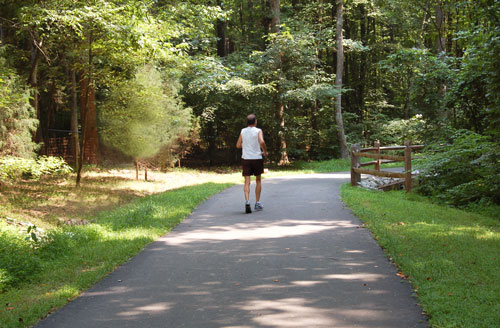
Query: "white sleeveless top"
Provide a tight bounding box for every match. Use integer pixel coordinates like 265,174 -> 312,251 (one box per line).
241,127 -> 262,159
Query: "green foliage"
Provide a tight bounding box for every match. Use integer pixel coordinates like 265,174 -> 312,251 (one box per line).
0,227 -> 41,291
0,55 -> 38,158
341,185 -> 500,327
416,130 -> 500,205
0,156 -> 72,182
379,48 -> 452,120
448,26 -> 500,137
100,65 -> 192,161
369,114 -> 428,145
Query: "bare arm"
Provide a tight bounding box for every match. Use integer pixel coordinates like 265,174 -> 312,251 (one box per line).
236,134 -> 242,149
258,130 -> 268,157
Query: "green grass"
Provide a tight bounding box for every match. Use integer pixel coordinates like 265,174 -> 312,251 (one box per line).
268,157 -> 403,175
266,158 -> 351,174
341,185 -> 500,328
0,182 -> 234,328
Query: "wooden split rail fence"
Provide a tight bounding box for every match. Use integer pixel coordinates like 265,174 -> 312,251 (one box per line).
350,140 -> 424,192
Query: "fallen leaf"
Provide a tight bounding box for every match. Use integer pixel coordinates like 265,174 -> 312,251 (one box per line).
7,307 -> 14,310
396,272 -> 409,280
397,222 -> 405,225
448,292 -> 453,296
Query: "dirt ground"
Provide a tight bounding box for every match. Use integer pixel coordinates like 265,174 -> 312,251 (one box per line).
0,167 -> 239,229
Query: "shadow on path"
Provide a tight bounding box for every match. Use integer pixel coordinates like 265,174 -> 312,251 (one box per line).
36,173 -> 427,328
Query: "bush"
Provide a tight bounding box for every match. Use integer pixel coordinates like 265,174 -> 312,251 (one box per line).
416,130 -> 500,206
0,229 -> 41,291
0,156 -> 72,182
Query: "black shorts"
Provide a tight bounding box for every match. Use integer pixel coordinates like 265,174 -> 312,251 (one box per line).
242,159 -> 264,176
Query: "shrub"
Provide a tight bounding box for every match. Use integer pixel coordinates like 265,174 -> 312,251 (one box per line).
0,156 -> 72,182
0,229 -> 41,291
416,130 -> 500,206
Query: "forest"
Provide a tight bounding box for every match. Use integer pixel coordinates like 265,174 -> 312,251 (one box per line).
2,0 -> 500,205
1,1 -> 500,327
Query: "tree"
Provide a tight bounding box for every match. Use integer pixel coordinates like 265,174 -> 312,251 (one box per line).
270,0 -> 290,165
100,65 -> 192,180
0,55 -> 38,158
334,0 -> 348,158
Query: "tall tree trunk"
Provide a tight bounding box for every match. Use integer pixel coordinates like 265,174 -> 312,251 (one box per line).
358,4 -> 367,118
78,77 -> 98,164
71,70 -> 80,168
334,0 -> 349,158
76,32 -> 93,187
270,0 -> 280,33
216,0 -> 227,57
270,0 -> 289,165
277,100 -> 289,165
435,1 -> 447,118
262,0 -> 271,38
310,0 -> 324,159
435,1 -> 446,53
28,40 -> 43,144
0,22 -> 5,45
135,160 -> 139,181
239,2 -> 245,40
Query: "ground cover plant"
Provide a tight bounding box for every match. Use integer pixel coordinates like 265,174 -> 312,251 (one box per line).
341,185 -> 500,328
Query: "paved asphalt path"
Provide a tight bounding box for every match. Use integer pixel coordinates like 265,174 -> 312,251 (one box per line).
36,173 -> 427,328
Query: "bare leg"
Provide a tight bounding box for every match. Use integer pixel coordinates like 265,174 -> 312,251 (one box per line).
244,176 -> 251,201
255,175 -> 262,202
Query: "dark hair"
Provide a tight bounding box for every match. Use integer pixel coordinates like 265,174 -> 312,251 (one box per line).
246,114 -> 257,126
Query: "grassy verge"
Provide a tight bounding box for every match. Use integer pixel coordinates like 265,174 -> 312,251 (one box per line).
269,158 -> 351,173
340,185 -> 500,328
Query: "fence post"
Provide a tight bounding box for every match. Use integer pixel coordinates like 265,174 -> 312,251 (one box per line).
374,140 -> 381,172
351,144 -> 361,186
404,140 -> 412,192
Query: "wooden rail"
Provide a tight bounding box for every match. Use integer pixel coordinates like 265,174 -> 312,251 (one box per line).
350,140 -> 424,192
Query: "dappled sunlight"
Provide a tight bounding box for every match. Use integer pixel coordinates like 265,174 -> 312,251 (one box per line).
237,298 -> 336,327
320,273 -> 386,282
84,286 -> 131,297
290,280 -> 326,287
116,302 -> 172,317
265,173 -> 351,181
0,168 -> 240,228
345,250 -> 365,254
161,219 -> 357,246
